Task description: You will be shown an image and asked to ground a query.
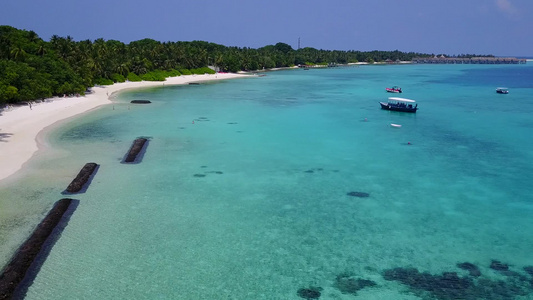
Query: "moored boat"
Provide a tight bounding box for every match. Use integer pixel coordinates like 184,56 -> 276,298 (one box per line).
386,86 -> 402,93
496,87 -> 509,94
379,97 -> 418,113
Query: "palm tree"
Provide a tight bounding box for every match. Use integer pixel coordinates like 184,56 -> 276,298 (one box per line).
93,38 -> 108,59
27,30 -> 39,43
214,53 -> 224,71
50,35 -> 61,48
37,44 -> 47,57
10,46 -> 26,60
115,63 -> 129,77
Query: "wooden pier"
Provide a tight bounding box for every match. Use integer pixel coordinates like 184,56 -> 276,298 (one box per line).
412,56 -> 526,64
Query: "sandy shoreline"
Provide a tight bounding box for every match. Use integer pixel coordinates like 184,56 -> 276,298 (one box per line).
0,73 -> 248,182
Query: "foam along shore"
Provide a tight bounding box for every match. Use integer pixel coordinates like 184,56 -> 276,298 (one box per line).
0,73 -> 249,182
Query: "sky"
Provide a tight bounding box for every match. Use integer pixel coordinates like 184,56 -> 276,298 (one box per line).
1,0 -> 532,57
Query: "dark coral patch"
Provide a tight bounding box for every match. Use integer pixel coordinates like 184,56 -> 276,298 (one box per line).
296,287 -> 322,299
382,265 -> 533,300
334,273 -> 377,295
490,260 -> 509,271
304,168 -> 325,173
193,174 -> 206,177
457,262 -> 482,277
347,191 -> 370,198
206,171 -> 224,174
383,268 -> 475,300
524,266 -> 533,277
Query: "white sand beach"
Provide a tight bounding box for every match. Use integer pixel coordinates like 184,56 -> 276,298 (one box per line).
0,73 -> 248,182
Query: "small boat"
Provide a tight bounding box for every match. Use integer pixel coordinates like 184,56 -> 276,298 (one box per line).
386,86 -> 402,93
390,123 -> 402,128
496,87 -> 509,94
379,97 -> 418,113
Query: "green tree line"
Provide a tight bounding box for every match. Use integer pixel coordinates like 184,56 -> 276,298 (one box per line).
0,25 -> 447,104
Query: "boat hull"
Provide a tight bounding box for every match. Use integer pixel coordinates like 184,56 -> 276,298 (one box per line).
386,86 -> 402,93
379,102 -> 417,113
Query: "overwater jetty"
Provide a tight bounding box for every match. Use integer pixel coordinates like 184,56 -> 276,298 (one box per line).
412,56 -> 526,64
123,138 -> 149,163
64,162 -> 99,193
0,199 -> 74,300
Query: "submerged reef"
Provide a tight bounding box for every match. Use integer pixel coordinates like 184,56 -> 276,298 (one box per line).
193,167 -> 224,178
346,191 -> 370,198
297,286 -> 322,299
524,266 -> 533,277
490,260 -> 509,271
383,268 -> 474,299
302,167 -> 340,174
334,273 -> 377,295
457,262 -> 482,277
382,260 -> 533,300
304,168 -> 323,173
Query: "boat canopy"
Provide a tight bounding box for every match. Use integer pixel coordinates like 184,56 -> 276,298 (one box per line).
388,97 -> 416,103
496,87 -> 508,90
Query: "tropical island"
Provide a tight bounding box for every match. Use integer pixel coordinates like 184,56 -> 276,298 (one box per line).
0,25 -> 497,105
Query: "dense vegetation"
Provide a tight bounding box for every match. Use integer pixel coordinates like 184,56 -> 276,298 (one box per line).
0,25 -> 475,104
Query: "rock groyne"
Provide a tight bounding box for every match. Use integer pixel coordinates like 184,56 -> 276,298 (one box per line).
64,162 -> 99,194
0,199 -> 74,300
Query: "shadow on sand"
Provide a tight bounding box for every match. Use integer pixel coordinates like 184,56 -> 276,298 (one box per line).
0,132 -> 13,142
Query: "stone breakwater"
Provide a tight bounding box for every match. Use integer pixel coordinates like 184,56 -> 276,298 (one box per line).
64,162 -> 99,194
123,138 -> 149,163
0,199 -> 74,300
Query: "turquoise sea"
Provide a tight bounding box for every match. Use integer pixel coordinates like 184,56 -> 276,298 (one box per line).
1,63 -> 533,299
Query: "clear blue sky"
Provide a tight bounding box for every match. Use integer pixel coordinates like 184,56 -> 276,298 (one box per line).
2,0 -> 532,56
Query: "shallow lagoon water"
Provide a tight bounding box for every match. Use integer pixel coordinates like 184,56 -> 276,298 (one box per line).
1,64 -> 533,299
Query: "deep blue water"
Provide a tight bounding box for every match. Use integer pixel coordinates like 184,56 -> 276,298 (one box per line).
1,63 -> 533,299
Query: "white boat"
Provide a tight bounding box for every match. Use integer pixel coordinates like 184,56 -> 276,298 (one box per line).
496,87 -> 509,94
390,123 -> 402,128
380,97 -> 418,113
